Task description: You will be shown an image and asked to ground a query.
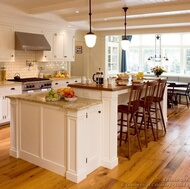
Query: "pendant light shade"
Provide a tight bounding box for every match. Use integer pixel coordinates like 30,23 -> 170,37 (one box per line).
121,7 -> 130,50
85,0 -> 96,48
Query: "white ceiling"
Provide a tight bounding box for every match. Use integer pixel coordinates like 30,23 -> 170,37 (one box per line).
0,0 -> 190,31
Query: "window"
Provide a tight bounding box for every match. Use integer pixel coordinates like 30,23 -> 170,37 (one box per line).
105,33 -> 190,75
106,36 -> 120,75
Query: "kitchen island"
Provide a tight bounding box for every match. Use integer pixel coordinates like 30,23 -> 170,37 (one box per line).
68,81 -> 168,170
7,92 -> 102,183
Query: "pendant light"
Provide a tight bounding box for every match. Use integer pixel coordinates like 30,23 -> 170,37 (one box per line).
85,0 -> 97,48
121,7 -> 130,50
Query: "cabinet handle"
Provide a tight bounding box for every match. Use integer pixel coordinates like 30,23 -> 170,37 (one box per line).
55,83 -> 58,85
11,88 -> 15,90
98,111 -> 101,113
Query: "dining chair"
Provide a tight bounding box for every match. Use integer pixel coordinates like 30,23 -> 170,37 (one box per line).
167,82 -> 177,108
151,79 -> 167,139
135,81 -> 157,147
118,83 -> 144,159
176,82 -> 190,108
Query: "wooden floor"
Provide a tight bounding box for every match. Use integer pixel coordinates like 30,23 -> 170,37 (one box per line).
1,105 -> 190,189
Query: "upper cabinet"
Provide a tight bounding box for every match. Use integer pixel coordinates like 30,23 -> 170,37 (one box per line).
36,29 -> 75,62
0,25 -> 15,62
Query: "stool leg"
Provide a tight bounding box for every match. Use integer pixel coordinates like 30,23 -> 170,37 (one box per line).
147,107 -> 156,141
133,114 -> 142,151
158,102 -> 166,133
154,102 -> 159,139
119,112 -> 123,146
127,114 -> 131,159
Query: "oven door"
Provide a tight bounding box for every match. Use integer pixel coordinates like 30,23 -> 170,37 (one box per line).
22,88 -> 51,94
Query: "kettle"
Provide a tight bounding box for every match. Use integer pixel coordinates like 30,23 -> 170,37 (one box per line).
92,68 -> 104,85
14,73 -> 20,81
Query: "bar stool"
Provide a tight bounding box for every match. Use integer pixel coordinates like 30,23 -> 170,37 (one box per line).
151,79 -> 167,139
136,81 -> 158,147
118,83 -> 144,159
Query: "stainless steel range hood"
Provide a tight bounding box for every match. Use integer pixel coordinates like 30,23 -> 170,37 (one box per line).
15,32 -> 51,51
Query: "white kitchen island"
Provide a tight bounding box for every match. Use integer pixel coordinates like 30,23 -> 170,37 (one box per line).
7,92 -> 102,183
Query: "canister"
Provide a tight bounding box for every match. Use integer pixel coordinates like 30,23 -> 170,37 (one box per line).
1,67 -> 6,81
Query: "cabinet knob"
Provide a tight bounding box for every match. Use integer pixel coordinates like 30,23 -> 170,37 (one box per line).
66,81 -> 69,84
75,80 -> 78,83
98,111 -> 101,113
11,88 -> 15,90
11,55 -> 14,57
64,56 -> 67,58
54,55 -> 57,58
55,83 -> 58,85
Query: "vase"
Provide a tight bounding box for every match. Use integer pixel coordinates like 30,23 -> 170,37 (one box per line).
155,74 -> 161,78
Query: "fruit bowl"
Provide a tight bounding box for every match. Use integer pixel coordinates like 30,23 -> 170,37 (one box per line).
45,96 -> 60,102
64,97 -> 78,102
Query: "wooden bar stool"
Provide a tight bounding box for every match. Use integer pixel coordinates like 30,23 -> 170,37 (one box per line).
118,83 -> 144,159
151,79 -> 167,139
136,81 -> 157,147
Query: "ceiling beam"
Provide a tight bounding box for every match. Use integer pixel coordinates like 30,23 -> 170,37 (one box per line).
92,13 -> 190,29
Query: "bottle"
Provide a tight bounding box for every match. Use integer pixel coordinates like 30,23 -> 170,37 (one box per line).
1,67 -> 6,81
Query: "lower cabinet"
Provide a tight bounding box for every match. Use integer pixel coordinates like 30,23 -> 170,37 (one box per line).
0,85 -> 21,124
10,99 -> 102,183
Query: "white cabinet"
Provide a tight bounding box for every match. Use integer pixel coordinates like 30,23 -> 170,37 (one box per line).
51,77 -> 80,90
36,29 -> 75,62
0,25 -> 15,62
85,105 -> 101,175
0,85 -> 21,124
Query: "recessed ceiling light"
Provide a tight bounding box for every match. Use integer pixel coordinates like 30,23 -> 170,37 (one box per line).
75,10 -> 79,13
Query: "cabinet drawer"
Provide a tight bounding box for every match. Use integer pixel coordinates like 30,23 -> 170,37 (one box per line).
6,85 -> 22,94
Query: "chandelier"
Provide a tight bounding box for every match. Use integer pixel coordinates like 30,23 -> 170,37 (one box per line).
148,34 -> 168,62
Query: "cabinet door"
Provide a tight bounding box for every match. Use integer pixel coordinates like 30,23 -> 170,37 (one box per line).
43,31 -> 55,60
85,104 -> 101,175
0,25 -> 15,62
63,30 -> 75,61
54,32 -> 65,60
0,94 -> 5,123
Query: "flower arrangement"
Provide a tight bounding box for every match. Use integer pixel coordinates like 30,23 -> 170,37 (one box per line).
151,66 -> 166,77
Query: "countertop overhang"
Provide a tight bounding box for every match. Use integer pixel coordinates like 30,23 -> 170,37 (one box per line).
6,92 -> 102,111
68,82 -> 132,91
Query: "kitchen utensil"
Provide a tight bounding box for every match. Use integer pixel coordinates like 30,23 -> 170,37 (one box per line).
92,68 -> 104,85
14,73 -> 20,81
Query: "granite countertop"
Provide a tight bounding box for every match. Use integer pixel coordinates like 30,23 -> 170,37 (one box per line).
0,81 -> 22,86
6,92 -> 102,111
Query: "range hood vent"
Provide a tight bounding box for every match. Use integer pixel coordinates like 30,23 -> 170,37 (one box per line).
15,32 -> 51,51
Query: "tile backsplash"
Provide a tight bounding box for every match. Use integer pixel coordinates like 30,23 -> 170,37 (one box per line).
0,50 -> 69,80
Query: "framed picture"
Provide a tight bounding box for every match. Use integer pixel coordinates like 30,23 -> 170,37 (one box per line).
76,46 -> 82,54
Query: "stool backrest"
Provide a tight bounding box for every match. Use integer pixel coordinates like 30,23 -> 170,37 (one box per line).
143,81 -> 158,105
155,79 -> 167,101
128,83 -> 144,113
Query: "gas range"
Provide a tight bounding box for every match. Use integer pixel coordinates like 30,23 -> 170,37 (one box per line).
8,77 -> 52,93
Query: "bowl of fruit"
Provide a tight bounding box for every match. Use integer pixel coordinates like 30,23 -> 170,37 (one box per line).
45,89 -> 60,102
57,87 -> 78,102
